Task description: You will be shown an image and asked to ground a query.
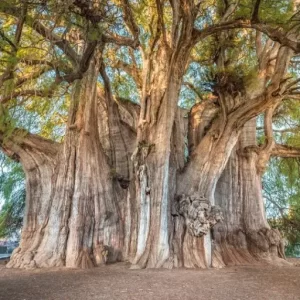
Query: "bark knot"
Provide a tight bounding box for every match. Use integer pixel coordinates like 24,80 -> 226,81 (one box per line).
176,194 -> 223,237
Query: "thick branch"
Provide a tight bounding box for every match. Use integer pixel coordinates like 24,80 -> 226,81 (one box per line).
32,21 -> 80,65
102,34 -> 139,49
155,0 -> 167,44
0,89 -> 54,104
0,41 -> 98,104
59,40 -> 98,83
192,20 -> 300,53
0,129 -> 60,162
271,144 -> 300,158
263,107 -> 275,151
100,62 -> 114,102
73,0 -> 139,48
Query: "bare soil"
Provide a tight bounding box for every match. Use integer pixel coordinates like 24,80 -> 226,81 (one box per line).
0,261 -> 300,300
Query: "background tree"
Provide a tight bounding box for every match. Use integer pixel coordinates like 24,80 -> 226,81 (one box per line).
0,153 -> 25,239
263,97 -> 300,257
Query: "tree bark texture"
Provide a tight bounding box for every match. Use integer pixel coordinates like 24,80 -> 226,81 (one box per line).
6,55 -> 130,268
213,119 -> 286,267
2,44 -> 294,269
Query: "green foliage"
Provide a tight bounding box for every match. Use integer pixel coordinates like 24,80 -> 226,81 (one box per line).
0,153 -> 25,239
262,87 -> 300,256
110,68 -> 139,103
231,0 -> 294,26
264,157 -> 300,256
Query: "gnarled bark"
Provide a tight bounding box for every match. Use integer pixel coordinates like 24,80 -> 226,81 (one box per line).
7,53 -> 124,268
213,119 -> 287,267
0,133 -> 59,268
174,43 -> 293,267
129,34 -> 194,267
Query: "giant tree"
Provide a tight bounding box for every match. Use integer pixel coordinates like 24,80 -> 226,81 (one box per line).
0,0 -> 300,269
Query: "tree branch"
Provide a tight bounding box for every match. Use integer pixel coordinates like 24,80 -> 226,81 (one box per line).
155,0 -> 167,44
251,0 -> 262,23
120,0 -> 140,43
0,1 -> 80,64
0,3 -> 26,88
192,19 -> 300,53
15,66 -> 52,88
112,60 -> 142,89
62,40 -> 98,82
183,81 -> 203,100
0,129 -> 60,162
102,33 -> 139,49
99,61 -> 114,102
0,89 -> 55,105
263,107 -> 275,151
72,0 -> 139,49
272,144 -> 300,158
221,1 -> 240,22
0,29 -> 17,51
32,20 -> 80,65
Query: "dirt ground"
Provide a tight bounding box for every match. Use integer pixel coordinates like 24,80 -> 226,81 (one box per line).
1,261 -> 300,300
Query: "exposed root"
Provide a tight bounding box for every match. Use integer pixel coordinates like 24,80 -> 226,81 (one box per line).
6,247 -> 65,269
6,248 -> 37,269
212,227 -> 290,268
74,250 -> 95,269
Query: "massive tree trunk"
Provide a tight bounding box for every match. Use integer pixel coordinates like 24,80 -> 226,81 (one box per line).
175,96 -> 255,268
96,68 -> 139,261
172,45 -> 293,268
6,54 -> 125,268
128,31 -> 195,267
213,119 -> 286,267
